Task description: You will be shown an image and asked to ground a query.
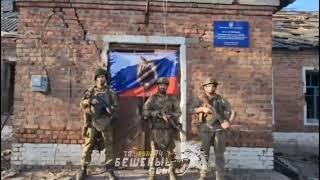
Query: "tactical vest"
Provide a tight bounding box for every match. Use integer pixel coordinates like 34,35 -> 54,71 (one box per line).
199,95 -> 224,127
151,95 -> 174,129
90,87 -> 114,132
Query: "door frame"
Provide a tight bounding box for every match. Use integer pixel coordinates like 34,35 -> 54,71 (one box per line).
86,34 -> 187,145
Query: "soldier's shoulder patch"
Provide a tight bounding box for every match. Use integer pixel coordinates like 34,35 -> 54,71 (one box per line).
83,87 -> 95,96
87,86 -> 95,92
216,95 -> 229,105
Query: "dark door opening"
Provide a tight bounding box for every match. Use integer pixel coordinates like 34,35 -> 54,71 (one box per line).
1,61 -> 15,115
109,44 -> 180,169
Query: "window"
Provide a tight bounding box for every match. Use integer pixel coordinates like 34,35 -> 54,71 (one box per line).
303,67 -> 319,125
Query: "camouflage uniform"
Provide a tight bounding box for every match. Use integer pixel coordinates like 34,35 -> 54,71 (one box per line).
143,77 -> 181,180
79,68 -> 118,180
195,78 -> 233,180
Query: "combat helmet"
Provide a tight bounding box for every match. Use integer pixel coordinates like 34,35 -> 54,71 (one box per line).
156,77 -> 169,85
94,68 -> 107,80
202,77 -> 219,86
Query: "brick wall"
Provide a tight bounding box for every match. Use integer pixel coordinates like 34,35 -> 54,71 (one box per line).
273,49 -> 319,132
13,128 -> 84,144
1,35 -> 16,60
14,1 -> 275,152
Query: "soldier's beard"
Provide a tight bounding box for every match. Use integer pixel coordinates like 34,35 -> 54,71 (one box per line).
159,88 -> 167,94
97,81 -> 106,88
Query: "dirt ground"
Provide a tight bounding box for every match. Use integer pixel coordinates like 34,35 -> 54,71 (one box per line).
1,168 -> 292,180
1,138 -> 11,172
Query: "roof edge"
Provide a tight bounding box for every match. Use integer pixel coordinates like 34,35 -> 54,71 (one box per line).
275,0 -> 295,12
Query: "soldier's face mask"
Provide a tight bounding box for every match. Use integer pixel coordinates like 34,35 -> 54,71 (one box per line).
96,75 -> 106,86
204,84 -> 217,94
158,83 -> 168,94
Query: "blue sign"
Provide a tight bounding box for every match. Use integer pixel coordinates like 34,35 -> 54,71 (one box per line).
214,21 -> 250,48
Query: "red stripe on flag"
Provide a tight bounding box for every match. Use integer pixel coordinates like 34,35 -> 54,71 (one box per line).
120,77 -> 179,97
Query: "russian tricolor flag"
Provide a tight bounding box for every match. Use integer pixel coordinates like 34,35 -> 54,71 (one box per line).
109,51 -> 180,96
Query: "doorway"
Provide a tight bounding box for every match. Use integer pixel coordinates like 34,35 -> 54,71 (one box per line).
1,60 -> 15,114
109,44 -> 180,169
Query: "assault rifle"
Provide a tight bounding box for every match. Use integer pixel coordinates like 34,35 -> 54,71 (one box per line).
158,111 -> 186,135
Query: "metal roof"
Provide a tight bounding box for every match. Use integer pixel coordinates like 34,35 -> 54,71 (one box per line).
1,0 -> 15,12
278,0 -> 296,11
1,15 -> 18,32
273,11 -> 319,49
1,0 -> 17,33
1,0 -> 318,50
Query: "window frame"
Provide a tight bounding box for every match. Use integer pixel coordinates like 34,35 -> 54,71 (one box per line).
303,66 -> 319,126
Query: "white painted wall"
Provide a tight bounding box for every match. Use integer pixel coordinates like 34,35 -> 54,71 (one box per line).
11,143 -> 274,169
1,125 -> 12,141
180,141 -> 273,170
11,143 -> 106,166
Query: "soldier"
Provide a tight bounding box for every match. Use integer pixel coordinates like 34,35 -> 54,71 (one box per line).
194,78 -> 236,180
143,77 -> 182,180
79,68 -> 118,180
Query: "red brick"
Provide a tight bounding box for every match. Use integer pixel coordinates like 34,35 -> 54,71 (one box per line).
13,133 -> 22,138
37,130 -> 45,134
59,131 -> 68,135
41,139 -> 49,143
26,129 -> 34,134
68,131 -> 79,135
44,130 -> 52,135
39,134 -> 52,139
19,129 -> 26,133
27,134 -> 38,139
19,138 -> 26,143
52,131 -> 60,135
22,134 -> 29,138
70,140 -> 78,144
35,138 -> 42,143
63,140 -> 70,144
58,135 -> 67,139
27,138 -> 35,143
68,134 -> 80,140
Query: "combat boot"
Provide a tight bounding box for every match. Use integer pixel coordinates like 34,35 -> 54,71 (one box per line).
198,169 -> 208,180
78,165 -> 88,180
198,176 -> 207,180
149,167 -> 156,180
215,170 -> 224,180
169,163 -> 177,180
105,169 -> 117,180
